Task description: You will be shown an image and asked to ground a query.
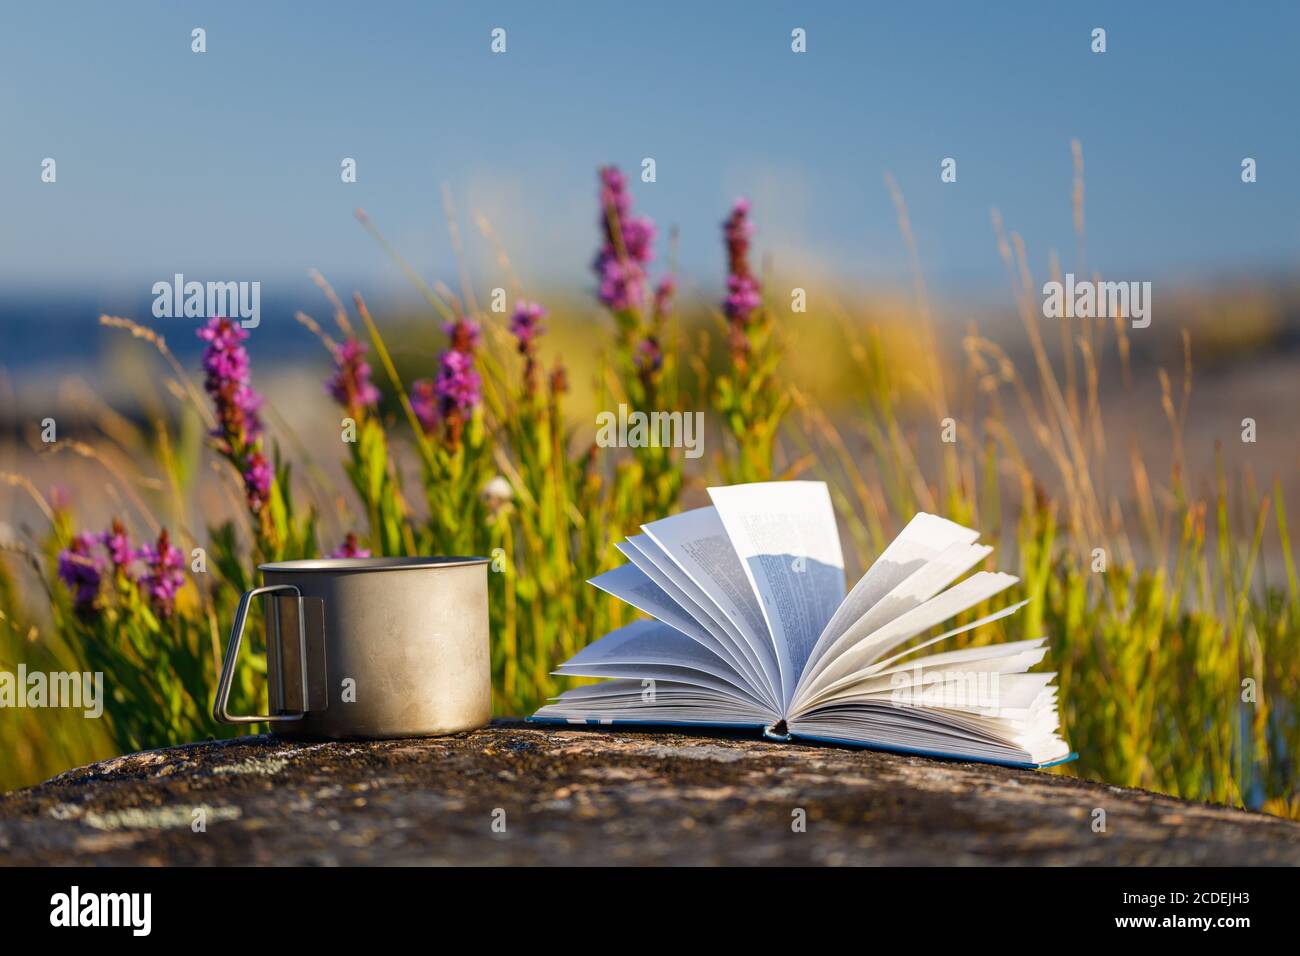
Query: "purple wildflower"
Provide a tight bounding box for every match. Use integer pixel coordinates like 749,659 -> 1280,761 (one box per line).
198,317 -> 276,533
444,318 -> 481,353
57,533 -> 103,613
433,351 -> 481,415
326,338 -> 381,415
102,518 -> 136,580
725,198 -> 755,250
413,316 -> 482,446
635,335 -> 664,392
722,199 -> 763,367
599,166 -> 632,222
330,533 -> 371,559
509,301 -> 546,349
411,380 -> 439,435
595,258 -> 648,314
137,528 -> 185,619
725,274 -> 762,325
243,452 -> 273,514
510,301 -> 547,398
593,166 -> 656,312
197,317 -> 263,444
723,199 -> 761,328
619,216 -> 656,263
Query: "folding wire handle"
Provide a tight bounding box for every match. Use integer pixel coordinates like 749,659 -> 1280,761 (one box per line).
213,584 -> 308,724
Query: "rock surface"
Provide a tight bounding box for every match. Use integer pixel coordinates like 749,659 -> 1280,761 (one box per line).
2,720 -> 1297,865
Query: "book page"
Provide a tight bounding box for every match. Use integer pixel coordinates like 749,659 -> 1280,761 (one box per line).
788,652 -> 1069,767
616,538 -> 774,702
554,619 -> 761,702
797,639 -> 1050,712
586,564 -> 745,683
535,678 -> 775,727
562,617 -> 733,671
859,600 -> 1030,675
707,481 -> 846,705
622,533 -> 758,664
640,507 -> 781,696
793,571 -> 1019,709
546,677 -> 760,710
796,539 -> 992,698
801,513 -> 981,685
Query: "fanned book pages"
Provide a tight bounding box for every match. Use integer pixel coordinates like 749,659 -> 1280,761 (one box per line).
530,481 -> 1076,769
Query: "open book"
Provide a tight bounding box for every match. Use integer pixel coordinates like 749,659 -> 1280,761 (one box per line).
530,481 -> 1074,769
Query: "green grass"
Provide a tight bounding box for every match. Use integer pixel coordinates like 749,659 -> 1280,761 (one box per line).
1,167 -> 1296,818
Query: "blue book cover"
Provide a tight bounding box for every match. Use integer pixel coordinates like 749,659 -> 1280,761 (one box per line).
526,715 -> 1079,771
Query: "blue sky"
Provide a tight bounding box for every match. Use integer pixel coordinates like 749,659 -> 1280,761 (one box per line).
3,0 -> 1298,305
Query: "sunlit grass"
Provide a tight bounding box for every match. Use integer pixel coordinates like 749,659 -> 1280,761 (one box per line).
1,154 -> 1296,818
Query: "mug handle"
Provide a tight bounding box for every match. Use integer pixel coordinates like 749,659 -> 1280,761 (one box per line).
213,584 -> 309,724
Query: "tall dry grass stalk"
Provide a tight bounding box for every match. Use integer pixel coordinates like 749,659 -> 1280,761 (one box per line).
1,154 -> 1295,817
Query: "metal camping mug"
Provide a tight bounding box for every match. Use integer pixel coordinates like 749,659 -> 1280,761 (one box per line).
213,556 -> 491,739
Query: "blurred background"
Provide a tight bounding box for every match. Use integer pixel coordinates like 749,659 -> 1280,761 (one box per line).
2,2 -> 1299,795
4,0 -> 1299,490
2,1 -> 1296,575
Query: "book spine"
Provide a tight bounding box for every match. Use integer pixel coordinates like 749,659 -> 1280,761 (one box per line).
762,721 -> 792,742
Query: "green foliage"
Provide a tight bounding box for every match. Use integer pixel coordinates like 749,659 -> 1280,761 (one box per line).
1,198 -> 1296,824
713,300 -> 788,484
37,514 -> 261,753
